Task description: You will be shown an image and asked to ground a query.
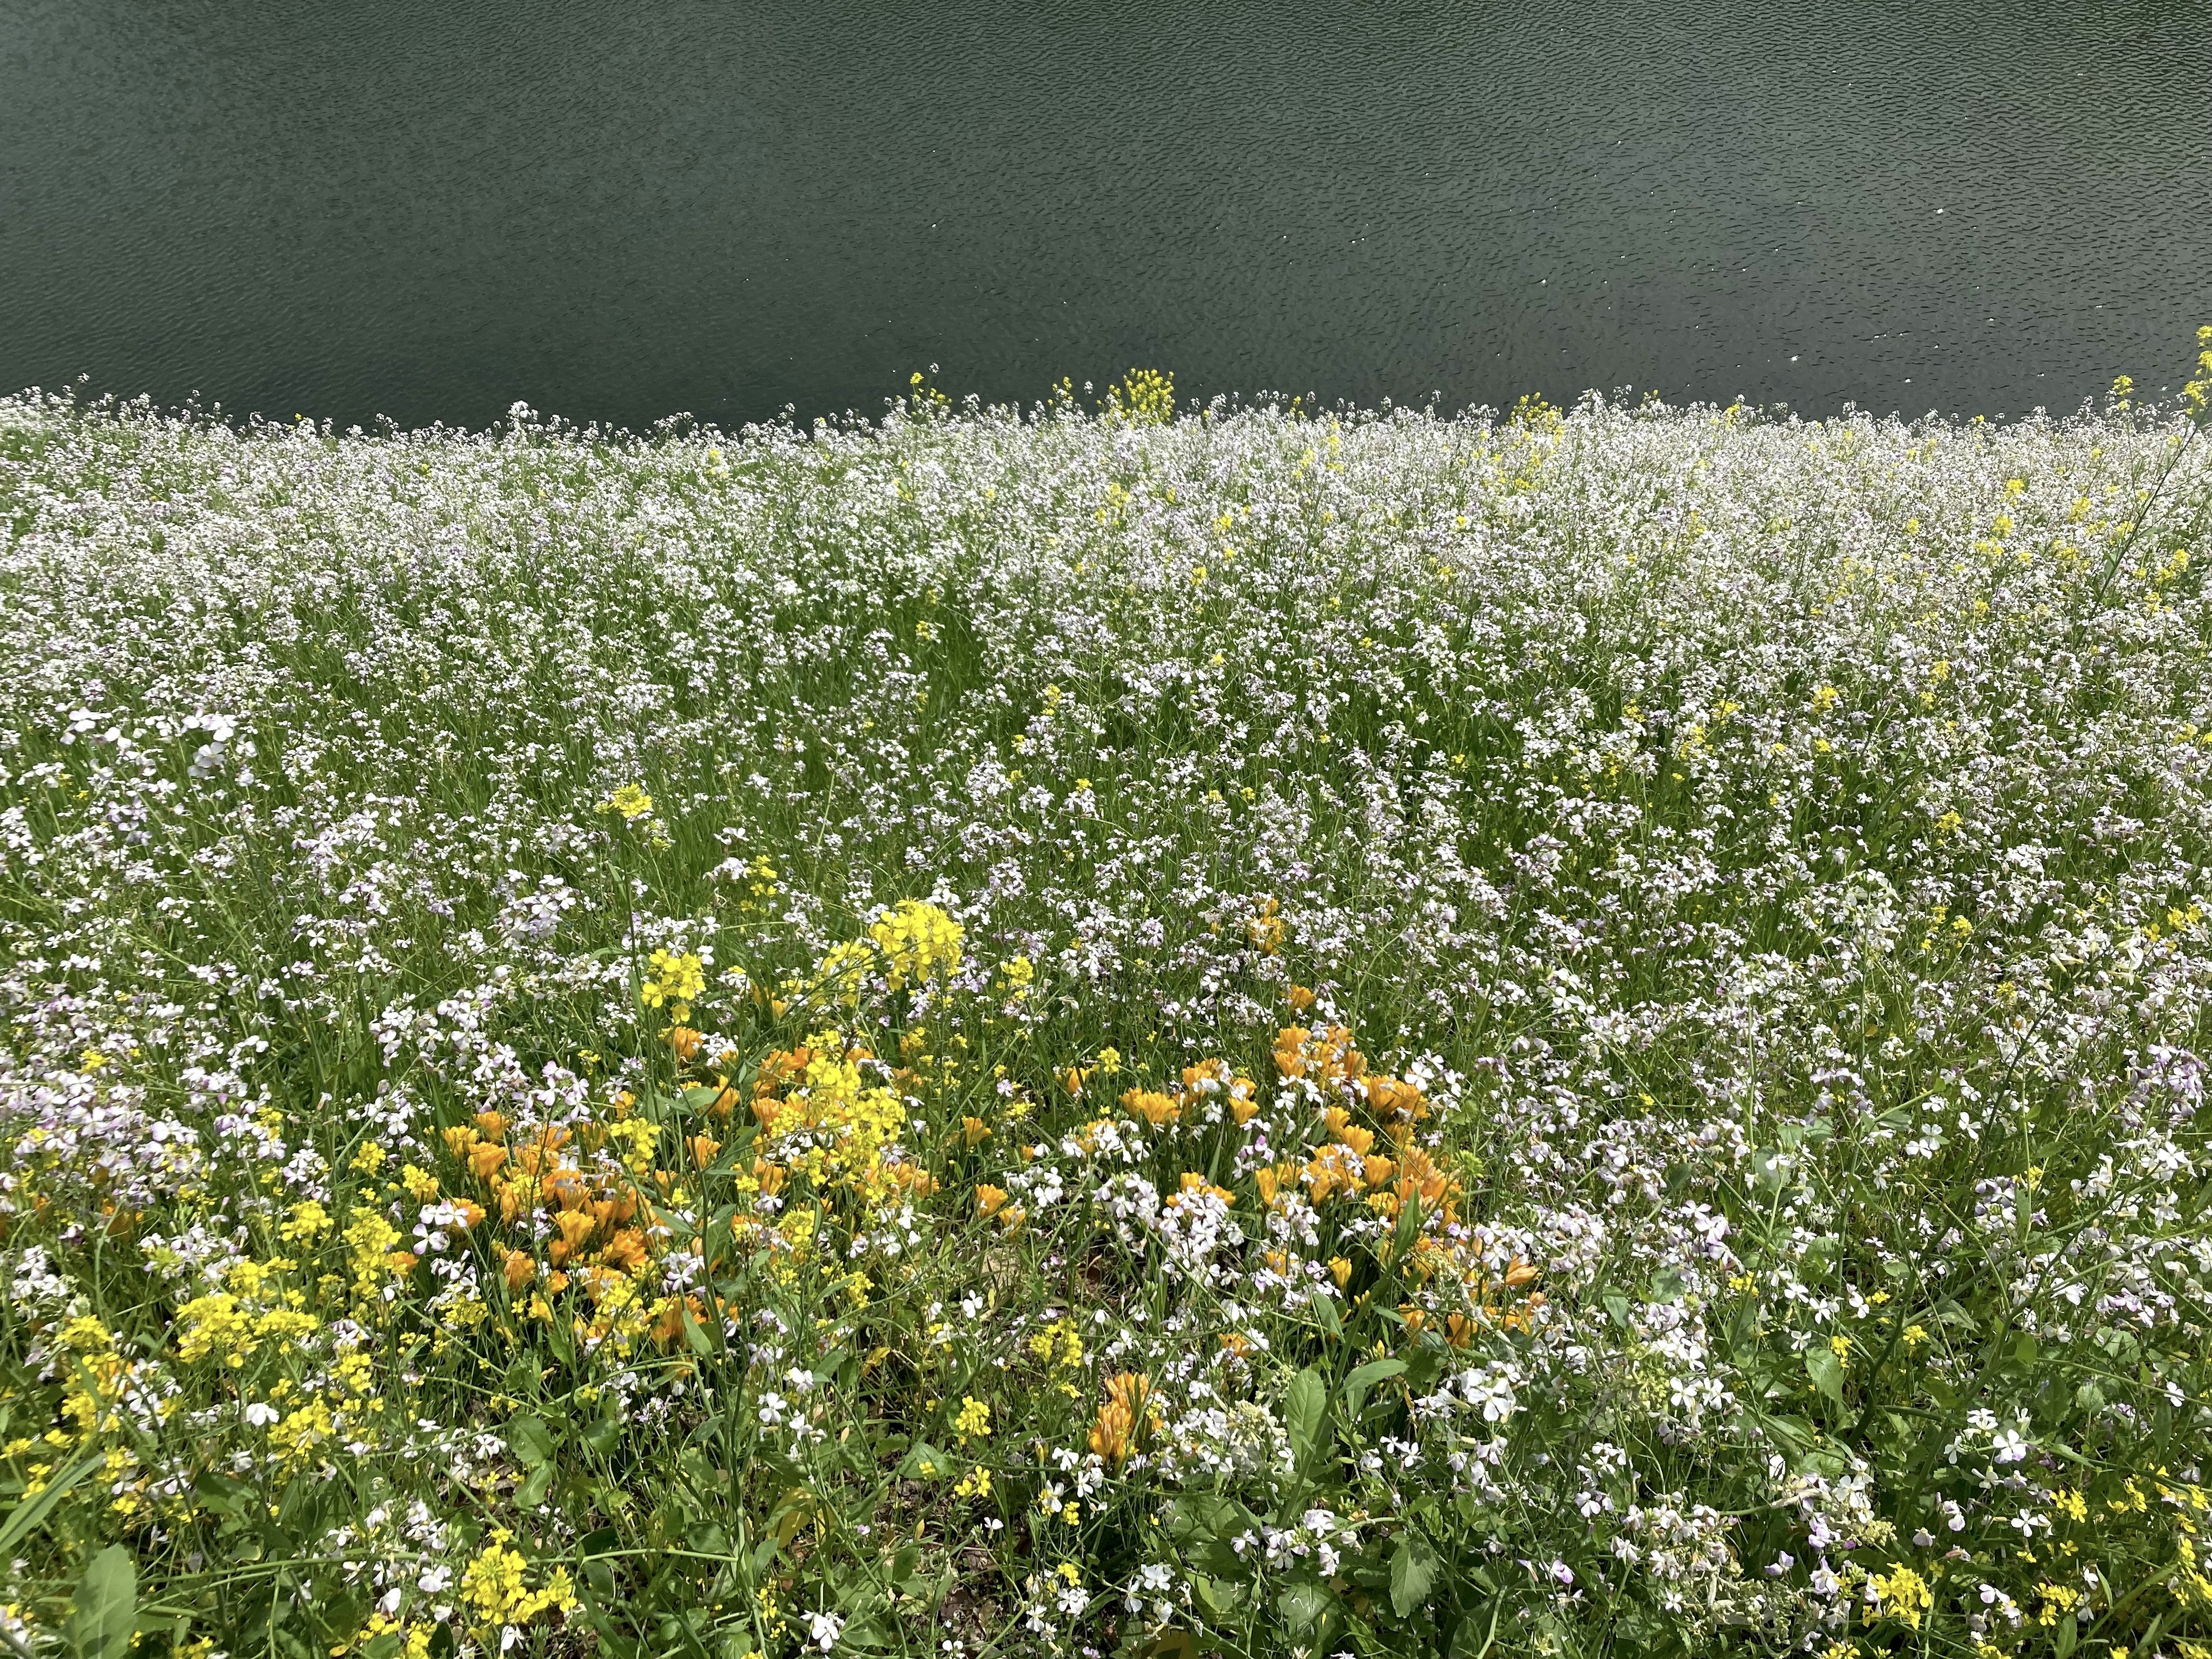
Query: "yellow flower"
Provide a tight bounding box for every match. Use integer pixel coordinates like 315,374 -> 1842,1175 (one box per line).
642,949 -> 705,1018
598,782 -> 654,821
1870,1563 -> 1933,1630
58,1313 -> 113,1354
269,1400 -> 335,1468
953,1396 -> 991,1441
176,1294 -> 255,1364
461,1532 -> 577,1633
869,899 -> 963,988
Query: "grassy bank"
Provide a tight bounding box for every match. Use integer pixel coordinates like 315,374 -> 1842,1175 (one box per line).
2,359 -> 2211,1659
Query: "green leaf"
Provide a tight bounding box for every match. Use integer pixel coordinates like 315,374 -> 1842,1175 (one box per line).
70,1544 -> 136,1659
1192,1575 -> 1246,1618
1274,1578 -> 1336,1638
2055,1611 -> 2077,1659
0,1453 -> 100,1555
1310,1289 -> 1343,1340
1343,1357 -> 1407,1418
1804,1345 -> 1845,1403
507,1414 -> 555,1468
888,1541 -> 922,1591
896,1442 -> 949,1481
1283,1369 -> 1328,1469
1388,1535 -> 1438,1618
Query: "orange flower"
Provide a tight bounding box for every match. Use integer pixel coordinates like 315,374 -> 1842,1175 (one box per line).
1322,1107 -> 1374,1157
666,1025 -> 704,1063
1171,1171 -> 1234,1207
687,1133 -> 721,1169
1088,1372 -> 1156,1467
975,1184 -> 1010,1220
502,1249 -> 536,1293
961,1116 -> 991,1146
1121,1089 -> 1180,1127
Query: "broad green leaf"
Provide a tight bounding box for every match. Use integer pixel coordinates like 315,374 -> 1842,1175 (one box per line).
1283,1368 -> 1328,1469
1343,1357 -> 1407,1417
70,1544 -> 135,1659
1192,1575 -> 1246,1618
896,1442 -> 949,1481
1275,1578 -> 1336,1637
1388,1534 -> 1438,1617
1804,1345 -> 1845,1403
507,1414 -> 555,1467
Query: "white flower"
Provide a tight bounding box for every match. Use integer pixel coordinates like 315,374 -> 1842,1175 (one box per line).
808,1611 -> 844,1652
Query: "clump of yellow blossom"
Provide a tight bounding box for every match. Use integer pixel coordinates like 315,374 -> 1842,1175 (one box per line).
869,898 -> 963,988
597,782 -> 653,821
642,948 -> 705,1020
460,1531 -> 577,1635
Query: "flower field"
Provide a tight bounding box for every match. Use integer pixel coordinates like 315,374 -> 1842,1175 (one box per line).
3,357 -> 2212,1659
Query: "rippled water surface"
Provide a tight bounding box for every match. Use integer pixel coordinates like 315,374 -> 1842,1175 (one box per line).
3,0 -> 2207,429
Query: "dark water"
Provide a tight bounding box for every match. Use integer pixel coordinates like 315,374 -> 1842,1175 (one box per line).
3,0 -> 2209,432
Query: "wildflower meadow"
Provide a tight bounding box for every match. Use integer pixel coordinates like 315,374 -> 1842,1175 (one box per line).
5,348 -> 2212,1659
